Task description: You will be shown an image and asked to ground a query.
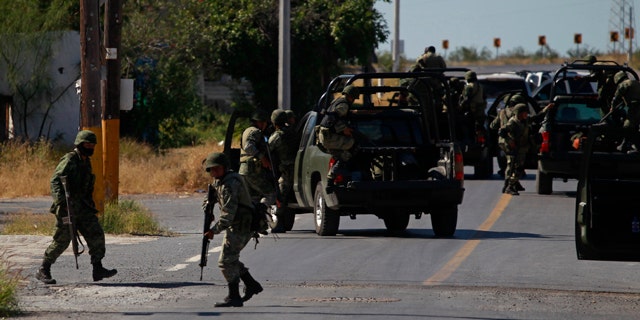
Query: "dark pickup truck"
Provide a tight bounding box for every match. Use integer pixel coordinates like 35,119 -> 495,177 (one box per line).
292,72 -> 465,236
536,60 -> 639,194
575,123 -> 640,261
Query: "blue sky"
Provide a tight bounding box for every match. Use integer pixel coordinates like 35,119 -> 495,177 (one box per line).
375,0 -> 637,59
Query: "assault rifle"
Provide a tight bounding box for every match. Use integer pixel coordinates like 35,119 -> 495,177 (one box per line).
199,184 -> 216,281
59,176 -> 84,269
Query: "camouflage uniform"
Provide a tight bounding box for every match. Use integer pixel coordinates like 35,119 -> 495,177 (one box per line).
36,130 -> 117,284
268,110 -> 297,232
611,71 -> 640,151
204,152 -> 263,307
318,86 -> 358,183
239,111 -> 276,205
417,46 -> 447,69
501,104 -> 532,195
459,71 -> 486,145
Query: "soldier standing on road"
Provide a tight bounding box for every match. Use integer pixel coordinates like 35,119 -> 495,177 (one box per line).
239,110 -> 276,206
459,71 -> 487,146
203,152 -> 263,307
610,71 -> 640,153
36,130 -> 117,284
490,93 -> 525,177
500,104 -> 531,195
317,85 -> 360,192
268,109 -> 297,233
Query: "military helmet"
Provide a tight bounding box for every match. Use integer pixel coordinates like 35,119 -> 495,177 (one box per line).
203,152 -> 229,171
585,55 -> 597,64
464,71 -> 477,81
342,85 -> 360,98
513,103 -> 529,115
507,94 -> 526,106
614,71 -> 628,85
251,109 -> 269,122
270,109 -> 288,126
74,130 -> 97,146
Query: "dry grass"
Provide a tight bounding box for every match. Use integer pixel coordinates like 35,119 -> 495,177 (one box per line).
0,138 -> 223,198
0,211 -> 55,235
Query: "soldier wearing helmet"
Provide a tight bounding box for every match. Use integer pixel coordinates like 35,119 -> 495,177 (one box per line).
36,130 -> 117,284
459,70 -> 487,143
239,109 -> 276,205
202,152 -> 263,307
268,109 -> 298,232
317,85 -> 360,192
610,71 -> 640,153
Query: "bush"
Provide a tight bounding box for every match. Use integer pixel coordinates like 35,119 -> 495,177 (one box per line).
100,200 -> 171,236
0,251 -> 21,317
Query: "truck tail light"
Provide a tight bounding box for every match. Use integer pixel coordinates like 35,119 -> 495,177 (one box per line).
476,130 -> 486,145
540,131 -> 550,153
454,151 -> 464,181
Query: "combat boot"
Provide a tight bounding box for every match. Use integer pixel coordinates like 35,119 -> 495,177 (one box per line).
92,261 -> 117,281
240,271 -> 263,302
501,180 -> 509,193
270,209 -> 286,233
505,183 -> 520,196
514,180 -> 525,191
36,260 -> 56,284
215,280 -> 243,307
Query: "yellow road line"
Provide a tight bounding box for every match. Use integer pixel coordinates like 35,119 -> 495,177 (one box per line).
423,193 -> 512,285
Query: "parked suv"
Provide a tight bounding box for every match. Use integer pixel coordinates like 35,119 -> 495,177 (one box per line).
536,60 -> 639,194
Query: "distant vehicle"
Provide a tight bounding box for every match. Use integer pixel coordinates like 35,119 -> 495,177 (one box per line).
536,60 -> 639,195
531,70 -> 596,107
477,72 -> 532,110
575,123 -> 640,261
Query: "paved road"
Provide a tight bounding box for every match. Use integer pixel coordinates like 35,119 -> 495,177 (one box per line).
3,167 -> 640,319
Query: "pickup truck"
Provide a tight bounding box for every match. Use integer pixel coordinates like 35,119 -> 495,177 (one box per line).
575,122 -> 640,261
292,72 -> 465,236
536,60 -> 639,194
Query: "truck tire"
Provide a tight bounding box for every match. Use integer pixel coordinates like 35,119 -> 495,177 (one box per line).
430,205 -> 458,237
383,214 -> 410,233
536,165 -> 553,195
313,182 -> 339,236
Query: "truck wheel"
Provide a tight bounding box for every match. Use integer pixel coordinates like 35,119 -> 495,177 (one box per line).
383,214 -> 410,233
430,205 -> 458,237
536,166 -> 553,195
283,210 -> 295,231
313,182 -> 339,236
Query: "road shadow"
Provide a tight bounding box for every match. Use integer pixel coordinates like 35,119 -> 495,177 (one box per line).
284,228 -> 546,240
93,281 -> 213,289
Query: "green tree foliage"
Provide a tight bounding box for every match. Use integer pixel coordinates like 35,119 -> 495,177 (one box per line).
447,46 -> 493,62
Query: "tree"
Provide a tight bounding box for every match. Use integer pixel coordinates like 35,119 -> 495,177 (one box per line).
0,0 -> 78,141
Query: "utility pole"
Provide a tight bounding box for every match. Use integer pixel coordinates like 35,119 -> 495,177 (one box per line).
80,0 -> 104,213
103,0 -> 123,202
392,0 -> 400,72
278,0 -> 290,110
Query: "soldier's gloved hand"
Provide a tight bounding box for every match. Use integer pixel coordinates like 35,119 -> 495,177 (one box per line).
204,229 -> 214,240
343,127 -> 353,136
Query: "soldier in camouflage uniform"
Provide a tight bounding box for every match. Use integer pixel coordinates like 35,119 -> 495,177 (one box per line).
416,46 -> 447,69
500,104 -> 531,195
610,71 -> 640,153
203,152 -> 263,308
490,93 -> 526,178
36,130 -> 117,284
239,110 -> 276,205
458,71 -> 487,145
268,109 -> 297,233
318,85 -> 360,191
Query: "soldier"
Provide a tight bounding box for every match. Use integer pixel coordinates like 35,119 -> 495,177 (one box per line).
490,93 -> 526,178
416,46 -> 447,69
500,104 -> 532,195
459,71 -> 487,145
317,85 -> 360,192
268,109 -> 297,233
203,152 -> 263,307
239,110 -> 276,206
610,71 -> 640,153
36,130 -> 117,284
